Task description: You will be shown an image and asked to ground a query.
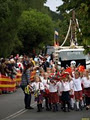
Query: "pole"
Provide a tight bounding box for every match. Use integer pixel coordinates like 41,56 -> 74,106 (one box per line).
54,31 -> 56,46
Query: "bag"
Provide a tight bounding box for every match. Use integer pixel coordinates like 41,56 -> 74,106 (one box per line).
24,85 -> 31,94
34,89 -> 41,98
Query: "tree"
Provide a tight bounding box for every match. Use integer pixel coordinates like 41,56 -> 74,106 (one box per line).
0,0 -> 23,57
23,0 -> 47,10
18,9 -> 54,54
0,0 -> 62,57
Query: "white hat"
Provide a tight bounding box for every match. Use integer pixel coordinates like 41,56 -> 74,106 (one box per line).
57,61 -> 61,65
71,61 -> 76,65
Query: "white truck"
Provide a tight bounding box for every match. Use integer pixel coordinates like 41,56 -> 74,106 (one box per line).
46,45 -> 87,68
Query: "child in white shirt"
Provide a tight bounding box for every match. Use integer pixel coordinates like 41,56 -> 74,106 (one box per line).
73,71 -> 83,111
31,75 -> 44,112
61,75 -> 71,112
49,79 -> 59,112
42,72 -> 50,111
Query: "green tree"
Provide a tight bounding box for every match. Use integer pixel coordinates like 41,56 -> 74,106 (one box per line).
0,0 -> 62,57
0,0 -> 23,57
18,10 -> 54,54
23,0 -> 46,10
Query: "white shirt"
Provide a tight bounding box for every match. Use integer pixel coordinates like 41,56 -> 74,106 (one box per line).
49,82 -> 58,92
73,77 -> 82,91
42,79 -> 50,89
17,62 -> 24,70
40,76 -> 44,82
61,81 -> 71,92
47,56 -> 51,62
69,80 -> 74,89
31,82 -> 44,91
34,57 -> 38,62
82,77 -> 90,88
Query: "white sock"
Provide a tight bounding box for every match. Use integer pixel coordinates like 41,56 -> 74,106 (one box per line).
80,100 -> 84,107
76,101 -> 79,109
71,98 -> 75,108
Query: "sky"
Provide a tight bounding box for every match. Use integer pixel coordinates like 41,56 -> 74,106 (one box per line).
44,0 -> 63,12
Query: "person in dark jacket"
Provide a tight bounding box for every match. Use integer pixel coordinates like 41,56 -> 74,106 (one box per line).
43,58 -> 49,72
20,62 -> 33,109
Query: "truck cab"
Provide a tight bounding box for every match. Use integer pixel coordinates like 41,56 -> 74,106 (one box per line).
58,48 -> 86,68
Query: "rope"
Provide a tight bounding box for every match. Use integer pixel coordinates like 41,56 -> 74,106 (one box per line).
76,19 -> 82,35
61,19 -> 72,47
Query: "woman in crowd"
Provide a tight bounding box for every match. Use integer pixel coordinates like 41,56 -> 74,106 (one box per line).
20,63 -> 33,109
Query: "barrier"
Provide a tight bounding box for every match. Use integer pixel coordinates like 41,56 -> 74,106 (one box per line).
15,73 -> 22,87
0,75 -> 16,93
0,70 -> 36,94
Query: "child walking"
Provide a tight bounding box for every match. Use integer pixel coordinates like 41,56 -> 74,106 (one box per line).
49,78 -> 59,112
31,75 -> 44,112
42,72 -> 50,111
73,71 -> 83,111
61,74 -> 71,112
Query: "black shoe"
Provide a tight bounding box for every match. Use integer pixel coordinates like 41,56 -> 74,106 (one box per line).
46,108 -> 50,111
37,110 -> 40,112
68,109 -> 70,112
53,109 -> 56,112
63,108 -> 66,112
25,106 -> 29,109
61,106 -> 64,110
25,106 -> 34,109
25,107 -> 30,109
42,107 -> 44,109
37,104 -> 42,112
76,108 -> 79,111
29,106 -> 34,109
70,107 -> 74,110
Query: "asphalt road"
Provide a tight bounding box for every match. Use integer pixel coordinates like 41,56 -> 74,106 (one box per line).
0,88 -> 90,120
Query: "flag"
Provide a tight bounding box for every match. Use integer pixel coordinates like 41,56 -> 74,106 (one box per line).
55,30 -> 59,36
54,30 -> 59,46
54,30 -> 59,40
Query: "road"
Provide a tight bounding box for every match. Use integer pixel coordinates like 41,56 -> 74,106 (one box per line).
0,88 -> 90,120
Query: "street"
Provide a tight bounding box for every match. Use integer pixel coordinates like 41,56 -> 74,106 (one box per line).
0,88 -> 90,120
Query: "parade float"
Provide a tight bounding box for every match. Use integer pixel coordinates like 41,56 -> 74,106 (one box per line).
46,10 -> 86,68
